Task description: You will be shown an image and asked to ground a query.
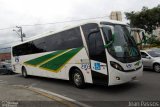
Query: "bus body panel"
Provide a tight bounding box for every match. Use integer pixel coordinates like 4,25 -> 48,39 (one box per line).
12,48 -> 93,84
105,50 -> 143,85
108,66 -> 143,85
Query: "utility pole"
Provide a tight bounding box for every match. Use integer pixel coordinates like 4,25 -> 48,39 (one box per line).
16,26 -> 23,42
13,26 -> 25,42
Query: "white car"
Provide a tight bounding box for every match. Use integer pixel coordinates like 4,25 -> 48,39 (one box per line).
0,61 -> 13,74
151,48 -> 160,53
140,50 -> 160,73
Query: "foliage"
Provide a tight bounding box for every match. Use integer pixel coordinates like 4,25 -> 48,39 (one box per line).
147,35 -> 160,46
125,5 -> 160,34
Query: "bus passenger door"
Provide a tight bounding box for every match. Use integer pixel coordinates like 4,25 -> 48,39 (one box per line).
88,31 -> 108,85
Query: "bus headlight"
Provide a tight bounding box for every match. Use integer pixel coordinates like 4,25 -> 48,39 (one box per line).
110,61 -> 124,71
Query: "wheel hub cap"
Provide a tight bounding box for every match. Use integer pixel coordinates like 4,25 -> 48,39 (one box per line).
155,65 -> 160,72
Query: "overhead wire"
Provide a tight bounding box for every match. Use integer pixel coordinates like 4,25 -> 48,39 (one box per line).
0,15 -> 109,47
0,47 -> 11,50
0,15 -> 109,30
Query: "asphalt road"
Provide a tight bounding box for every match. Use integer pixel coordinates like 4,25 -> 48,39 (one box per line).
0,69 -> 160,107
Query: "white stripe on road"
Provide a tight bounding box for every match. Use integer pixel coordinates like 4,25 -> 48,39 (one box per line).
28,86 -> 92,107
0,80 -> 7,84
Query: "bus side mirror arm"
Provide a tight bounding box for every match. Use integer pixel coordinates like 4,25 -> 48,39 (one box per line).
104,34 -> 115,48
104,40 -> 113,48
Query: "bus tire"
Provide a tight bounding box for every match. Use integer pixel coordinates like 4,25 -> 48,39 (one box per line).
71,69 -> 86,89
22,67 -> 28,78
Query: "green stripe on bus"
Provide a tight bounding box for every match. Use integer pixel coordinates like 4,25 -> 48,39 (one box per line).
40,48 -> 82,71
24,50 -> 65,66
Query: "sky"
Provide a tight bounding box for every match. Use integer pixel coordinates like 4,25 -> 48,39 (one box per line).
0,0 -> 159,48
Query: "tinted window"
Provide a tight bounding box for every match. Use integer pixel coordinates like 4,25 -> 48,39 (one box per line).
141,52 -> 148,58
102,27 -> 112,42
82,23 -> 106,63
13,27 -> 83,56
102,24 -> 141,63
147,51 -> 160,57
45,27 -> 83,51
82,23 -> 99,47
88,32 -> 106,62
13,40 -> 46,56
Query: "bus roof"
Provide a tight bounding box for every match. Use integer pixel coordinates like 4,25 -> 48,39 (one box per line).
12,19 -> 126,47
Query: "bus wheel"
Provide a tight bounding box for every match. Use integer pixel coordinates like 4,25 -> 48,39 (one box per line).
22,67 -> 28,78
72,69 -> 85,88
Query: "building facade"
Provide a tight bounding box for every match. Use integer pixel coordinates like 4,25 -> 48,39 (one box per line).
153,27 -> 160,40
0,53 -> 11,61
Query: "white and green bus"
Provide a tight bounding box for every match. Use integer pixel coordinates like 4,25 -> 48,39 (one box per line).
11,19 -> 143,88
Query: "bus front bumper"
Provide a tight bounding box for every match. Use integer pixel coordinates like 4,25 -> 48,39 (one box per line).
108,66 -> 143,86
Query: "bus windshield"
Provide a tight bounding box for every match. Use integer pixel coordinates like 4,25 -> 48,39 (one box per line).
102,24 -> 141,63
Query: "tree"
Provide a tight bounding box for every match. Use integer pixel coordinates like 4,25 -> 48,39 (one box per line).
125,5 -> 160,34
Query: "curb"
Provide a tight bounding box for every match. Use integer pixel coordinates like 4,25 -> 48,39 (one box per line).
13,85 -> 91,107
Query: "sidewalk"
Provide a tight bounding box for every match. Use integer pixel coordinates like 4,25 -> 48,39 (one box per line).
0,83 -> 68,107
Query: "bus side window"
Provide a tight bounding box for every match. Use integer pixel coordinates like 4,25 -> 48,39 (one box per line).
141,52 -> 148,58
88,34 -> 96,57
88,32 -> 106,62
